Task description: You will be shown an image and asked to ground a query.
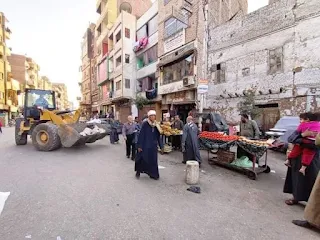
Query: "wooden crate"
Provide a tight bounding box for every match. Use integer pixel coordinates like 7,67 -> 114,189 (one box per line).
217,150 -> 235,163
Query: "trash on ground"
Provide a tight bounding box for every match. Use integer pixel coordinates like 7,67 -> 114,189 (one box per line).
187,186 -> 201,194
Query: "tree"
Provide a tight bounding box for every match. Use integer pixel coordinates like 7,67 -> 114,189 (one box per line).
134,96 -> 151,110
238,89 -> 261,119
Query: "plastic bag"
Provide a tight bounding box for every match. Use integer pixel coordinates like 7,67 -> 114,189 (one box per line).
231,156 -> 258,168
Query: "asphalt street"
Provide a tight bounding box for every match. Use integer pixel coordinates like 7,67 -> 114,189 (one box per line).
0,127 -> 319,240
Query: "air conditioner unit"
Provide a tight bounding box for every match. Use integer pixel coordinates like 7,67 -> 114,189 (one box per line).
183,76 -> 195,87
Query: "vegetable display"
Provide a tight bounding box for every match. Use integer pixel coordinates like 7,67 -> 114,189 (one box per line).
160,124 -> 182,136
199,131 -> 239,142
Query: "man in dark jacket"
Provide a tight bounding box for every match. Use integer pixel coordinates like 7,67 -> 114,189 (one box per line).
172,115 -> 184,150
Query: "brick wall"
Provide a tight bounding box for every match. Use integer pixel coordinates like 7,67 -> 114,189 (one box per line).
7,54 -> 26,84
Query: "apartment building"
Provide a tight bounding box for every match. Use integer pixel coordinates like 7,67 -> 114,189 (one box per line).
8,54 -> 41,89
157,0 -> 247,122
0,12 -> 19,125
52,83 -> 69,110
80,24 -> 95,116
134,0 -> 160,119
95,0 -> 152,120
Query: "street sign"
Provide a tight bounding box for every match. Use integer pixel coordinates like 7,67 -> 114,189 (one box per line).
197,79 -> 208,94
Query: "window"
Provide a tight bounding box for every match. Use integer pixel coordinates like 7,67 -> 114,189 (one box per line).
137,25 -> 147,40
163,53 -> 194,84
125,79 -> 130,89
108,57 -> 113,72
268,48 -> 283,74
148,15 -> 158,37
210,62 -> 226,84
136,44 -> 158,69
116,56 -> 122,67
0,72 -> 3,80
116,31 -> 121,43
116,80 -> 121,90
125,54 -> 130,64
125,28 -> 130,38
164,12 -> 188,38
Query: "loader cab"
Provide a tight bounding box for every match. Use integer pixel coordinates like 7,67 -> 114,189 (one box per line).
24,89 -> 56,120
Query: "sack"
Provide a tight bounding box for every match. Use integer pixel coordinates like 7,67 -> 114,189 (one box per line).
287,130 -> 302,144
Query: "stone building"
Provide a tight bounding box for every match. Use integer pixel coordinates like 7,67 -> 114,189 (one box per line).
157,0 -> 247,122
206,0 -> 320,130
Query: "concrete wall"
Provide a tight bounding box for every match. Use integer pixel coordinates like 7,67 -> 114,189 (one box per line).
206,0 -> 320,122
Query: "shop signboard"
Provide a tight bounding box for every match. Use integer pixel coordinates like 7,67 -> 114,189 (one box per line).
197,79 -> 208,94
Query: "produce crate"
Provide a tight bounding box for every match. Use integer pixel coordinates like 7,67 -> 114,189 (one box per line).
216,150 -> 235,163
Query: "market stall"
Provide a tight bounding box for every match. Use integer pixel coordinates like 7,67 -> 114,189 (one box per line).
159,123 -> 183,153
199,132 -> 271,180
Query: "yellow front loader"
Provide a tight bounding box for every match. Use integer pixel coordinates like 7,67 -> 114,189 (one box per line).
15,88 -> 108,151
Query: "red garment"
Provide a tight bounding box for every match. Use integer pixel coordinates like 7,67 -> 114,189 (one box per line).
288,139 -> 316,166
0,121 -> 2,127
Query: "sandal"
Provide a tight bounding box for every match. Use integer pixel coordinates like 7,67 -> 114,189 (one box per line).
285,199 -> 298,205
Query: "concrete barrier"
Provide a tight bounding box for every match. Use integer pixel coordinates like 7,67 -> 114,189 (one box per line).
185,161 -> 199,185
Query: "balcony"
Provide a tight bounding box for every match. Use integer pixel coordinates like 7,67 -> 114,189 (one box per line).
96,0 -> 107,14
137,61 -> 157,80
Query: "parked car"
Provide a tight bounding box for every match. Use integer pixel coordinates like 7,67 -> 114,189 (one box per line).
266,116 -> 300,152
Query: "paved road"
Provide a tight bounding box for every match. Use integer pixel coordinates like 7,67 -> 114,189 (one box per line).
0,127 -> 319,240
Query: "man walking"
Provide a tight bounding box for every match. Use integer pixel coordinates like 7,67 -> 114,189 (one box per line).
135,110 -> 164,180
181,116 -> 201,165
0,120 -> 2,133
122,115 -> 137,160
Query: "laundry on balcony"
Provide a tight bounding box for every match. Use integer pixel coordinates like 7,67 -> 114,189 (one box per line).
146,88 -> 157,100
133,37 -> 149,52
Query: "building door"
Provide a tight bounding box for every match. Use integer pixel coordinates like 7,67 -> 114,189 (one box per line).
256,104 -> 280,133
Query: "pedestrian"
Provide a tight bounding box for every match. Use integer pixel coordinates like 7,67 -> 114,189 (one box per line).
292,132 -> 320,230
172,115 -> 184,150
237,113 -> 260,161
110,119 -> 119,144
135,110 -> 164,180
283,128 -> 320,206
181,116 -> 202,165
285,112 -> 320,175
0,120 -> 2,133
122,115 -> 137,160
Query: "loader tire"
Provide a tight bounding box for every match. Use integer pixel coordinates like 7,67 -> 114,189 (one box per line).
32,123 -> 61,151
15,118 -> 28,145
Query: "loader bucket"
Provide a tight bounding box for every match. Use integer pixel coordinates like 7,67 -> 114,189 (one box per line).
58,123 -> 108,148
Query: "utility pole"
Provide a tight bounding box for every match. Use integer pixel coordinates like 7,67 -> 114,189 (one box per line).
198,0 -> 208,131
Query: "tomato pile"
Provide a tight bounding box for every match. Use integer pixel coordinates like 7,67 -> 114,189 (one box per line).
199,131 -> 239,142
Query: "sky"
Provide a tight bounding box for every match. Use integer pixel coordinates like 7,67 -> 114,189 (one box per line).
1,0 -> 269,104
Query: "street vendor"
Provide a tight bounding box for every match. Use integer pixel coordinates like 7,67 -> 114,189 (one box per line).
172,115 -> 184,150
237,113 -> 261,161
239,114 -> 260,139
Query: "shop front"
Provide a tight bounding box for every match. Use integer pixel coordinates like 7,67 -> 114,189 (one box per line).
161,90 -> 196,123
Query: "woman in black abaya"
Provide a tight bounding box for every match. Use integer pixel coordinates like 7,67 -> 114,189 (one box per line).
283,130 -> 320,205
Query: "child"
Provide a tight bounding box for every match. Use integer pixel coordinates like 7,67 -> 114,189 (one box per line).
285,112 -> 320,175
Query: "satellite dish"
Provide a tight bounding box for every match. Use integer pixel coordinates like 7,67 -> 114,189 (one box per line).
119,2 -> 132,14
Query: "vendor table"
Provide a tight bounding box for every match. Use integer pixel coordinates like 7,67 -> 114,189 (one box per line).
199,138 -> 271,180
